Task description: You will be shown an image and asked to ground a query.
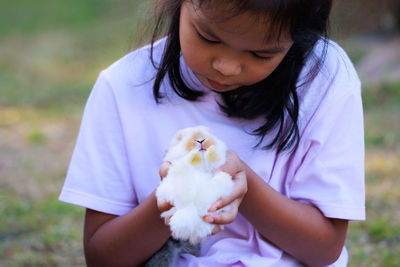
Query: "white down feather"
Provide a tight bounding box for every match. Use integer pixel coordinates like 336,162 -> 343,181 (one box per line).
156,126 -> 234,244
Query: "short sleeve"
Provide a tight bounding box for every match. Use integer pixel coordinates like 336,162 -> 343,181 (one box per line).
287,49 -> 365,221
59,72 -> 137,215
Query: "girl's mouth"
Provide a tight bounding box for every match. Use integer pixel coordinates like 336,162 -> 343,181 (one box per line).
207,78 -> 229,90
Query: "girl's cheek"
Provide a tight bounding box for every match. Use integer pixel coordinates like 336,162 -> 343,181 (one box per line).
242,67 -> 272,85
182,52 -> 205,76
246,58 -> 282,82
183,44 -> 210,71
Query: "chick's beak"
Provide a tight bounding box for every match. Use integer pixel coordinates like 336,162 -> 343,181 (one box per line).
196,139 -> 206,151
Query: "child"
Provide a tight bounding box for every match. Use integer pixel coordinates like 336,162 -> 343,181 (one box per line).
59,0 -> 365,266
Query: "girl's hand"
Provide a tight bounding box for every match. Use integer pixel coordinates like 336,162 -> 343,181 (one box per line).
157,162 -> 222,233
203,150 -> 248,231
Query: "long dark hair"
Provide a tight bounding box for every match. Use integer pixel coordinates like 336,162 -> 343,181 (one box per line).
150,0 -> 332,152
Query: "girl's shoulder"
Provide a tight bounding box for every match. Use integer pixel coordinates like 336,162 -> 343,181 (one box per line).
296,39 -> 362,132
324,39 -> 360,81
298,39 -> 361,101
99,37 -> 167,87
84,37 -> 168,109
308,39 -> 360,89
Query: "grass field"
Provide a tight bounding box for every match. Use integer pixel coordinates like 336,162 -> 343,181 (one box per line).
1,1 -> 399,266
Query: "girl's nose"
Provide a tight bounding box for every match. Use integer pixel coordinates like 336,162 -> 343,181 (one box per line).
212,58 -> 242,77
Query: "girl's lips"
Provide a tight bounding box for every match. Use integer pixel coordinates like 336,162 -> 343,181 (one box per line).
207,78 -> 229,90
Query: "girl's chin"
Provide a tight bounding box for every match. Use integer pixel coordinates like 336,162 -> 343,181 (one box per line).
205,78 -> 239,92
194,73 -> 239,92
207,79 -> 230,91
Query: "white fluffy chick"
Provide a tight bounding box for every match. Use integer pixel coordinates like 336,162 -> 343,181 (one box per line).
156,126 -> 234,244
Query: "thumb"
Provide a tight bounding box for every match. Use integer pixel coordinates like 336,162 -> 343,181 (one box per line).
159,161 -> 172,180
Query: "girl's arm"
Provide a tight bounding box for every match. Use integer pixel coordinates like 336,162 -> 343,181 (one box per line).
241,164 -> 348,267
83,190 -> 170,267
209,151 -> 348,267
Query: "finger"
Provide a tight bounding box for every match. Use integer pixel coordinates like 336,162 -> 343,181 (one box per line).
216,150 -> 241,175
164,217 -> 171,226
157,200 -> 174,212
159,161 -> 171,180
211,225 -> 222,235
208,200 -> 240,225
208,171 -> 247,212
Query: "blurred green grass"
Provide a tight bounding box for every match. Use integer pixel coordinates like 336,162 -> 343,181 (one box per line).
0,1 -> 148,266
0,0 -> 109,36
0,0 -> 148,109
363,82 -> 400,149
0,1 -> 399,266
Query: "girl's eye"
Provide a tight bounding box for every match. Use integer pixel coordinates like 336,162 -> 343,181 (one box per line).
251,52 -> 272,61
196,31 -> 220,44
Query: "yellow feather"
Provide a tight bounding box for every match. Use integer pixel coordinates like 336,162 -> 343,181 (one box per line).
190,152 -> 202,166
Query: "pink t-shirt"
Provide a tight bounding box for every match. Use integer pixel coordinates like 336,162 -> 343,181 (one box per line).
60,37 -> 365,266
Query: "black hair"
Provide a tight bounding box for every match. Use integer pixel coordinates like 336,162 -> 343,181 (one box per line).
150,0 -> 332,152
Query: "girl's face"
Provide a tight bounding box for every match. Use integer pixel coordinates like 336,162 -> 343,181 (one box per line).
180,1 -> 293,92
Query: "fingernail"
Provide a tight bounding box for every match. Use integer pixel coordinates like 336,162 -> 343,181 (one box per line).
209,201 -> 221,212
208,206 -> 216,212
203,215 -> 214,223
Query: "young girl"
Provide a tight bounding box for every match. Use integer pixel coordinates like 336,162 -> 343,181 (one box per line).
59,0 -> 365,266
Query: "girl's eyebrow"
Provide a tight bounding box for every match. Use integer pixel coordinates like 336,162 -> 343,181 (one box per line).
251,47 -> 286,54
195,18 -> 289,54
195,20 -> 221,40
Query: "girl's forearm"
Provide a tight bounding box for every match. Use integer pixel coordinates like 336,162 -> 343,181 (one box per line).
239,163 -> 348,267
84,190 -> 171,266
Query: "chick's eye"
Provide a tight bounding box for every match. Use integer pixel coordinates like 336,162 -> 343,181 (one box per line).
196,30 -> 220,44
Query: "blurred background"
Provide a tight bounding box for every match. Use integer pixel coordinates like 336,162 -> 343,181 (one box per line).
0,0 -> 399,266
